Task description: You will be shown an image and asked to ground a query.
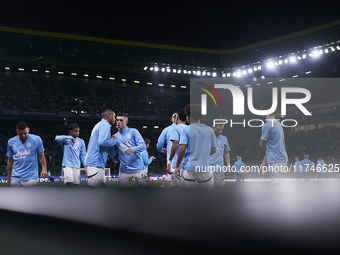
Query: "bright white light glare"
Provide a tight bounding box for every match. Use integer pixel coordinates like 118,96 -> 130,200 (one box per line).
336,46 -> 340,50
284,59 -> 288,64
96,76 -> 102,79
193,71 -> 196,75
202,71 -> 206,76
71,73 -> 77,76
5,67 -> 10,70
302,54 -> 307,59
207,72 -> 211,76
267,62 -> 275,68
248,68 -> 253,73
166,68 -> 171,73
154,67 -> 159,72
45,70 -> 50,73
143,126 -> 147,128
144,66 -> 148,70
173,69 -> 177,73
289,56 -> 296,63
330,47 -> 335,51
147,82 -> 152,85
292,74 -> 298,78
32,69 -> 38,72
18,68 -> 25,71
177,69 -> 181,74
305,71 -> 311,74
258,65 -> 262,70
154,126 -> 159,129
109,77 -> 115,80
297,56 -> 302,60
278,60 -> 283,65
227,73 -> 231,77
188,70 -> 192,74
122,79 -> 126,82
158,84 -> 164,87
324,49 -> 329,53
232,72 -> 236,77
134,80 -> 140,83
197,71 -> 201,76
183,70 -> 187,74
212,72 -> 217,77
242,70 -> 247,75
253,67 -> 257,71
58,71 -> 64,74
161,68 -> 165,72
171,85 -> 176,88
236,71 -> 241,77
261,76 -> 265,79
312,50 -> 319,57
181,86 -> 186,88
222,73 -> 226,77
84,74 -> 89,77
150,67 -> 154,71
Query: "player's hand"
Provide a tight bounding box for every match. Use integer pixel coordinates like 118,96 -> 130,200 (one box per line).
166,163 -> 172,174
40,169 -> 48,178
174,167 -> 181,179
124,148 -> 133,155
111,135 -> 117,140
151,156 -> 156,161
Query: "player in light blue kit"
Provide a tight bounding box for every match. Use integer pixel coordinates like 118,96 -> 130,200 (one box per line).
55,123 -> 86,187
294,156 -> 302,181
85,109 -> 117,187
141,138 -> 156,175
174,104 -> 217,188
167,109 -> 187,187
209,123 -> 230,187
260,103 -> 288,183
157,113 -> 177,186
6,121 -> 48,187
112,112 -> 147,188
301,154 -> 312,182
316,156 -> 325,179
233,156 -> 246,186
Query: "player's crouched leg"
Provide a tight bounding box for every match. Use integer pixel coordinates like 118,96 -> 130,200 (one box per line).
87,166 -> 106,187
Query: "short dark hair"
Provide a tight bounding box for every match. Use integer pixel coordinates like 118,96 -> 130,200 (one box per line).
16,121 -> 28,130
177,109 -> 186,122
184,104 -> 202,120
68,123 -> 79,133
116,112 -> 128,119
102,109 -> 114,118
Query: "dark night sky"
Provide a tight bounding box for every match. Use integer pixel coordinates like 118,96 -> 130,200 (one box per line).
1,0 -> 339,50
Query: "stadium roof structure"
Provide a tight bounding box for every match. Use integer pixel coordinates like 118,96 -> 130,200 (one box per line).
1,19 -> 340,86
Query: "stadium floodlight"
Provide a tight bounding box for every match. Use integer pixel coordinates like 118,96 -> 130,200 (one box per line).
207,72 -> 211,76
289,56 -> 296,63
134,80 -> 140,83
144,66 -> 148,70
232,72 -> 236,77
278,60 -> 283,65
253,67 -> 257,72
188,70 -> 192,74
236,71 -> 242,77
158,83 -> 164,87
258,65 -> 262,70
96,76 -> 102,79
161,68 -> 165,72
312,50 -> 319,57
302,54 -> 307,59
154,67 -> 159,72
266,62 -> 275,69
32,69 -> 38,72
222,73 -> 226,77
171,85 -> 176,88
71,73 -> 77,76
197,71 -> 201,76
109,77 -> 115,80
242,70 -> 247,75
58,71 -> 64,74
193,71 -> 196,75
330,47 -> 335,52
166,68 -> 171,73
5,67 -> 10,70
202,71 -> 206,76
84,74 -> 89,77
147,82 -> 152,85
212,72 -> 217,77
177,69 -> 181,74
181,85 -> 186,88
297,56 -> 302,60
305,71 -> 311,74
336,46 -> 340,50
173,69 -> 177,73
154,126 -> 159,129
227,73 -> 231,77
183,70 -> 187,74
248,68 -> 253,74
45,70 -> 50,73
143,126 -> 147,129
18,68 -> 25,71
261,76 -> 265,79
292,74 -> 298,78
284,59 -> 288,64
150,67 -> 154,71
324,48 -> 329,53
122,79 -> 126,82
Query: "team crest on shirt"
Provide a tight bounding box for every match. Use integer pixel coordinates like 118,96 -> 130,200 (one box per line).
26,142 -> 31,148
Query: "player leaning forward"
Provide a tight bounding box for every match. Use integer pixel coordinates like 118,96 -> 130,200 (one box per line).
111,112 -> 148,188
55,123 -> 86,187
6,121 -> 48,187
85,109 -> 117,187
